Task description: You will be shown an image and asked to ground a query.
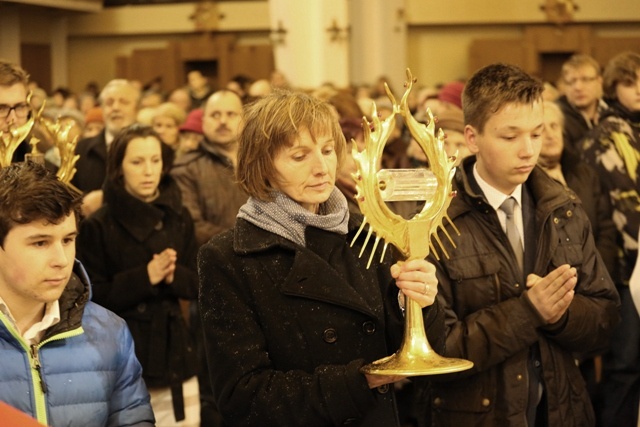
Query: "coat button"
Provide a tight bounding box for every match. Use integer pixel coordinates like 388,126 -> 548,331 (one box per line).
323,328 -> 338,343
482,398 -> 491,407
553,217 -> 559,224
154,221 -> 163,230
376,384 -> 389,394
433,397 -> 443,407
566,210 -> 573,217
514,283 -> 520,288
516,374 -> 523,381
362,321 -> 376,335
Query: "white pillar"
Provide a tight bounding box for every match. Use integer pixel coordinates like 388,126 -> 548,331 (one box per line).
0,4 -> 22,64
348,0 -> 408,95
269,0 -> 349,89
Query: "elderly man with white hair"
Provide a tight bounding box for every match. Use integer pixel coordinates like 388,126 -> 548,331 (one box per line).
71,79 -> 141,215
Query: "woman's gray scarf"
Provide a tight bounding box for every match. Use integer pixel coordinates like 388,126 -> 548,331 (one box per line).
237,187 -> 350,247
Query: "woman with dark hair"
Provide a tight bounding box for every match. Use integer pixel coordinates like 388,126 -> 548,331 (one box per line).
198,90 -> 444,426
76,124 -> 200,426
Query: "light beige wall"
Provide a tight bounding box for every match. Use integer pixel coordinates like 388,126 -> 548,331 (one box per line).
407,26 -> 523,88
65,1 -> 271,93
67,1 -> 269,35
406,0 -> 640,24
404,0 -> 640,88
61,0 -> 640,93
67,35 -> 183,93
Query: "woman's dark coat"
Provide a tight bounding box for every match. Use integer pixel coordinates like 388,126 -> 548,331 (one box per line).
561,149 -> 619,282
198,214 -> 445,427
77,177 -> 199,388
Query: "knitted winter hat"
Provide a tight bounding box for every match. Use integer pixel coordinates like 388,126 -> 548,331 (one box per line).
435,107 -> 464,134
179,108 -> 203,134
437,81 -> 465,109
84,106 -> 104,124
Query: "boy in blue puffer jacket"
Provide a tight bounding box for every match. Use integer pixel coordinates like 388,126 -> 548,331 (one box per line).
0,161 -> 155,427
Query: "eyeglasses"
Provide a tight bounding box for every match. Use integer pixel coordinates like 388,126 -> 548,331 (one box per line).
0,103 -> 30,119
564,76 -> 599,86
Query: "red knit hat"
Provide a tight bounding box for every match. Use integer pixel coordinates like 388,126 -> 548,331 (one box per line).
84,106 -> 104,124
179,108 -> 203,134
437,81 -> 465,109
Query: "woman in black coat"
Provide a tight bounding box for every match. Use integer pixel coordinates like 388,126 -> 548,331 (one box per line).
76,124 -> 199,424
198,91 -> 445,426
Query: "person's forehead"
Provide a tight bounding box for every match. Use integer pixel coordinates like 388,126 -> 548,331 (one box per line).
7,214 -> 77,240
102,86 -> 138,101
564,64 -> 598,76
543,105 -> 562,121
206,94 -> 242,113
153,114 -> 178,124
488,101 -> 543,125
0,82 -> 27,102
170,90 -> 189,100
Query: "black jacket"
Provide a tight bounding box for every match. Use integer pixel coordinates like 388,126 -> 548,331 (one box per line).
77,177 -> 199,388
561,149 -> 619,282
198,214 -> 445,427
556,96 -> 608,157
71,130 -> 107,193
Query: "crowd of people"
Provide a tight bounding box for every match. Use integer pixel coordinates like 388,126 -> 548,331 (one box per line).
0,50 -> 639,427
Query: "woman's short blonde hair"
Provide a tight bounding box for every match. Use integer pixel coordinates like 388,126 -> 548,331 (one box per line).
154,102 -> 187,125
237,90 -> 346,201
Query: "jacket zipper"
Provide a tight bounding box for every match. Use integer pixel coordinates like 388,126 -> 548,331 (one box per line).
29,328 -> 85,426
31,344 -> 48,393
0,313 -> 84,426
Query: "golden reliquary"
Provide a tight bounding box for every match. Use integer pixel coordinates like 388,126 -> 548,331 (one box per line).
352,69 -> 473,376
0,92 -> 80,186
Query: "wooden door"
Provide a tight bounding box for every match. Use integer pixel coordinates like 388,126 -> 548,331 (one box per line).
21,43 -> 52,93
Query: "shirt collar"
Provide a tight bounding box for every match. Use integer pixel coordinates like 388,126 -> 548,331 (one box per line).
473,163 -> 523,211
0,297 -> 61,345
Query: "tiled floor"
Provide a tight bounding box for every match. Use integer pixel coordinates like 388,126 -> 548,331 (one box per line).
149,376 -> 201,427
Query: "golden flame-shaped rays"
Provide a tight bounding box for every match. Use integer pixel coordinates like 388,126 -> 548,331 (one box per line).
0,94 -> 79,190
351,69 -> 459,263
33,101 -> 80,185
351,69 -> 472,377
0,118 -> 35,168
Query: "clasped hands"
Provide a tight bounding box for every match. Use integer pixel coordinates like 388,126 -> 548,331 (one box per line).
147,248 -> 177,286
526,264 -> 577,324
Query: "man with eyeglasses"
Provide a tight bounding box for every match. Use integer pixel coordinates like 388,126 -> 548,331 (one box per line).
556,54 -> 608,155
0,61 -> 32,163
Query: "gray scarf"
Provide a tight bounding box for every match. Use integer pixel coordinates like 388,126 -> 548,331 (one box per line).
237,187 -> 350,247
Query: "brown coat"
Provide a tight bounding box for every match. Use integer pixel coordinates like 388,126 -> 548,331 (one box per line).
171,141 -> 248,245
428,158 -> 620,427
